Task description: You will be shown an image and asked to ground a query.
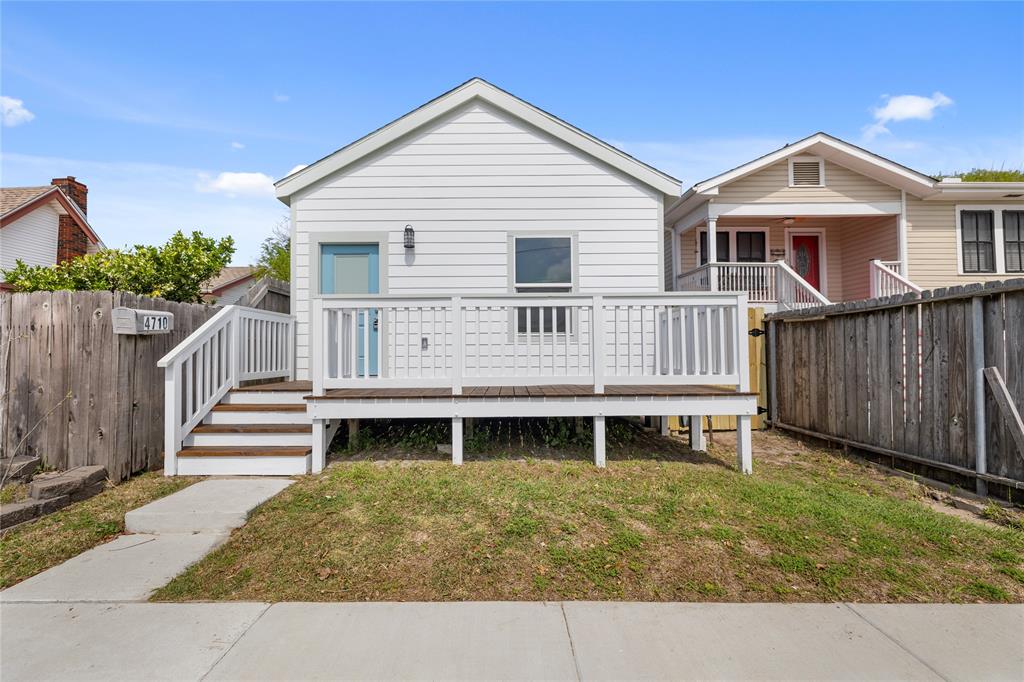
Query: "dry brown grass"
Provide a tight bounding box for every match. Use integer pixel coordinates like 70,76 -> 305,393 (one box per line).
154,424 -> 1024,603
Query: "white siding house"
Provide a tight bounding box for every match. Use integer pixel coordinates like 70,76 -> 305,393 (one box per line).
0,202 -> 60,272
158,79 -> 758,477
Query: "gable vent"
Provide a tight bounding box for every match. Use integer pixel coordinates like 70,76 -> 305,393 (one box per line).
791,160 -> 823,186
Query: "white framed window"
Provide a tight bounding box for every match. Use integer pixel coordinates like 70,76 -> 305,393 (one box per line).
697,227 -> 769,264
512,235 -> 574,333
955,205 -> 1024,275
788,156 -> 825,187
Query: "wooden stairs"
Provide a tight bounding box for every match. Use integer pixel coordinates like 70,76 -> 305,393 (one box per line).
175,383 -> 314,475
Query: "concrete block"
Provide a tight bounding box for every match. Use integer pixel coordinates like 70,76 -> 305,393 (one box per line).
36,495 -> 69,515
69,480 -> 106,502
0,456 -> 40,481
0,533 -> 228,602
0,501 -> 39,529
27,465 -> 106,500
125,478 -> 293,534
1,602 -> 268,682
205,602 -> 577,681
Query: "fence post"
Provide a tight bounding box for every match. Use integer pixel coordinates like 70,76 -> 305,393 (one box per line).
971,296 -> 987,497
451,296 -> 463,396
592,295 -> 605,393
767,318 -> 778,424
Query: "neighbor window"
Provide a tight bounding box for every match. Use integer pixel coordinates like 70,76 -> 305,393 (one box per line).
960,210 -> 996,273
699,231 -> 730,264
1004,211 -> 1024,273
735,231 -> 767,262
513,236 -> 572,333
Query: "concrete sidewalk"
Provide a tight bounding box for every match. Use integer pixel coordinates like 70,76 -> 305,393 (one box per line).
2,601 -> 1021,681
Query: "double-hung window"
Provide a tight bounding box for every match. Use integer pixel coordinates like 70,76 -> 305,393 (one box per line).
960,210 -> 996,273
735,231 -> 767,262
513,236 -> 572,333
1004,211 -> 1024,273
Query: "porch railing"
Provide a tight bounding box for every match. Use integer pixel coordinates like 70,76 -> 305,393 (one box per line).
677,260 -> 829,310
869,259 -> 922,298
158,305 -> 294,473
311,293 -> 749,395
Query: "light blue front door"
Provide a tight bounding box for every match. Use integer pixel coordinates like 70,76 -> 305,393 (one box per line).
321,244 -> 379,376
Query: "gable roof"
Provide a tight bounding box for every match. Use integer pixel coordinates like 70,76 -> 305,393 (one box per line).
201,266 -> 257,295
0,185 -> 104,246
275,78 -> 681,201
692,132 -> 938,197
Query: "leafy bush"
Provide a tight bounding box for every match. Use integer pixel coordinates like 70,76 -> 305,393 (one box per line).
1,231 -> 234,303
254,218 -> 290,282
940,168 -> 1024,182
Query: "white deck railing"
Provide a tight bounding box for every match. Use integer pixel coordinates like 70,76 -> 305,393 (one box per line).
158,305 -> 294,473
677,260 -> 829,310
869,259 -> 922,298
311,293 -> 749,395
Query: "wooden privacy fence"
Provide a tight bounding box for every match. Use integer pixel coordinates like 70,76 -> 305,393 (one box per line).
0,291 -> 218,481
766,279 -> 1024,496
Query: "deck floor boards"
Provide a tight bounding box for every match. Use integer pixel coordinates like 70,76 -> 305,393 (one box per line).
311,384 -> 754,400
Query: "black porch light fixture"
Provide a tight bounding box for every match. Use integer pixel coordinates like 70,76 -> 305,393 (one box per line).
403,224 -> 415,249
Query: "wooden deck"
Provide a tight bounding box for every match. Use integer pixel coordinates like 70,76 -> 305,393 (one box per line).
309,384 -> 754,400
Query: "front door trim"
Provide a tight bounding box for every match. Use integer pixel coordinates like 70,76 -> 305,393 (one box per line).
784,227 -> 828,297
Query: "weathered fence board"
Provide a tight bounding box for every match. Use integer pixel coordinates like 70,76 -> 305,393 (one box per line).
767,279 -> 1024,494
0,291 -> 218,480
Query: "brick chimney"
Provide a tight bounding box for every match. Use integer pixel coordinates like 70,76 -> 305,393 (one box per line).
51,177 -> 90,263
51,176 -> 87,214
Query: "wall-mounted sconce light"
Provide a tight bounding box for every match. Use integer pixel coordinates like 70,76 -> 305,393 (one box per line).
781,217 -> 795,226
404,225 -> 415,249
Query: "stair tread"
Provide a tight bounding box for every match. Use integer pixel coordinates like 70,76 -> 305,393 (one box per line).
192,424 -> 312,434
177,446 -> 312,458
211,403 -> 307,412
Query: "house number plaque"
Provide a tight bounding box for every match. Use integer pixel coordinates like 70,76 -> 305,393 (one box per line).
112,307 -> 175,335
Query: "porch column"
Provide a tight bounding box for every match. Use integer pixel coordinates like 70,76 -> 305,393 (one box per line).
707,217 -> 719,291
593,415 -> 606,467
452,416 -> 464,465
898,190 -> 909,277
689,415 -> 706,451
311,418 -> 327,473
736,415 -> 753,474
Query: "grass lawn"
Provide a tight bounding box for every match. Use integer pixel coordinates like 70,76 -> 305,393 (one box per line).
153,423 -> 1024,603
1,472 -> 200,589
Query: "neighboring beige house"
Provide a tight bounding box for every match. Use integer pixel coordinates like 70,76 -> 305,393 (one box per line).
666,133 -> 1024,309
0,177 -> 104,281
201,266 -> 259,304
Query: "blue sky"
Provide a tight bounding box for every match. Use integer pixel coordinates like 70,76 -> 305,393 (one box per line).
2,2 -> 1022,265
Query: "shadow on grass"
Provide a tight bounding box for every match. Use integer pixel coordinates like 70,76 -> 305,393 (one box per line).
327,417 -> 729,469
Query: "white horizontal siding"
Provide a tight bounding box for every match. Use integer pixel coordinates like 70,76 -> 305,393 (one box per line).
292,101 -> 663,378
0,202 -> 59,271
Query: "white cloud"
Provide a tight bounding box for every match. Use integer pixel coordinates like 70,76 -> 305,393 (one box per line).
230,141 -> 245,150
196,171 -> 275,197
272,93 -> 290,103
1,96 -> 35,126
863,92 -> 954,140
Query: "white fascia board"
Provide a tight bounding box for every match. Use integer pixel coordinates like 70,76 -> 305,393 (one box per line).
925,184 -> 1024,201
694,133 -> 937,197
671,203 -> 710,232
710,201 -> 902,217
276,79 -> 681,201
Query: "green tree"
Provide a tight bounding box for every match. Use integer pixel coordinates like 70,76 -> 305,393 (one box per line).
940,168 -> 1024,182
254,217 -> 290,281
1,230 -> 234,303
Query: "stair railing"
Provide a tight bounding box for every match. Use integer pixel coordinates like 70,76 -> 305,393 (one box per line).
158,305 -> 294,474
774,259 -> 831,310
869,259 -> 922,298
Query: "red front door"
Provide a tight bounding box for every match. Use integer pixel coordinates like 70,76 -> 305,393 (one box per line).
791,235 -> 821,291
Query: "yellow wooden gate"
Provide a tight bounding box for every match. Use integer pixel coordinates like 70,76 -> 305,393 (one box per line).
669,307 -> 766,432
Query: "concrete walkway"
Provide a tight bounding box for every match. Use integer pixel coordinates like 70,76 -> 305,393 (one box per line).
2,601 -> 1021,680
1,478 -> 292,603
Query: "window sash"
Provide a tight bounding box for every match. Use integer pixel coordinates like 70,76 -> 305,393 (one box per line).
961,210 -> 996,273
1004,211 -> 1024,273
513,237 -> 572,286
699,231 -> 731,264
736,231 -> 767,263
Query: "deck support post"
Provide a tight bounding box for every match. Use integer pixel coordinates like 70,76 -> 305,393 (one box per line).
689,415 -> 706,451
347,419 -> 360,448
452,416 -> 463,465
593,415 -> 606,467
737,414 -> 752,474
659,416 -> 670,436
312,418 -> 327,473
